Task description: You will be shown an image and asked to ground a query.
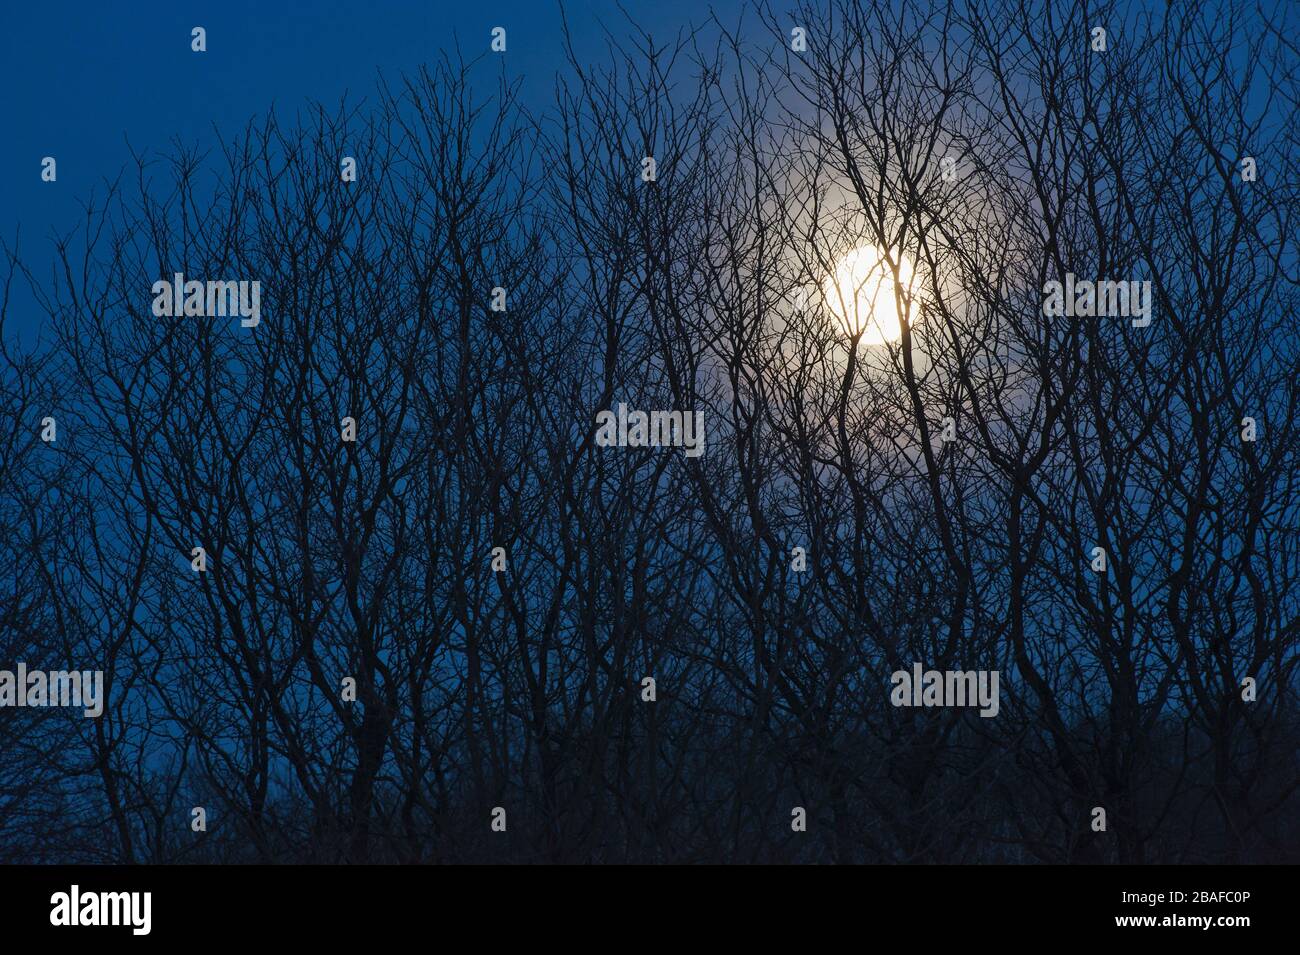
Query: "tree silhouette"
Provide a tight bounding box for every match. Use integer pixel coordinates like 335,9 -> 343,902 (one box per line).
1,0 -> 1297,863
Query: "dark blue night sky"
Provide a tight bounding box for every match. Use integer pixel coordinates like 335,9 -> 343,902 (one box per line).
1,1 -> 734,345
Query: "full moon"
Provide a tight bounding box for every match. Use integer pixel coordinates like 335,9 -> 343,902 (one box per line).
822,245 -> 918,344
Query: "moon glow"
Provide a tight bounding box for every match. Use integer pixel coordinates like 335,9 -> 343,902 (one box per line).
823,245 -> 918,344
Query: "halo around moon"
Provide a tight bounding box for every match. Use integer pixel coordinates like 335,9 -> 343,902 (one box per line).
822,245 -> 918,344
